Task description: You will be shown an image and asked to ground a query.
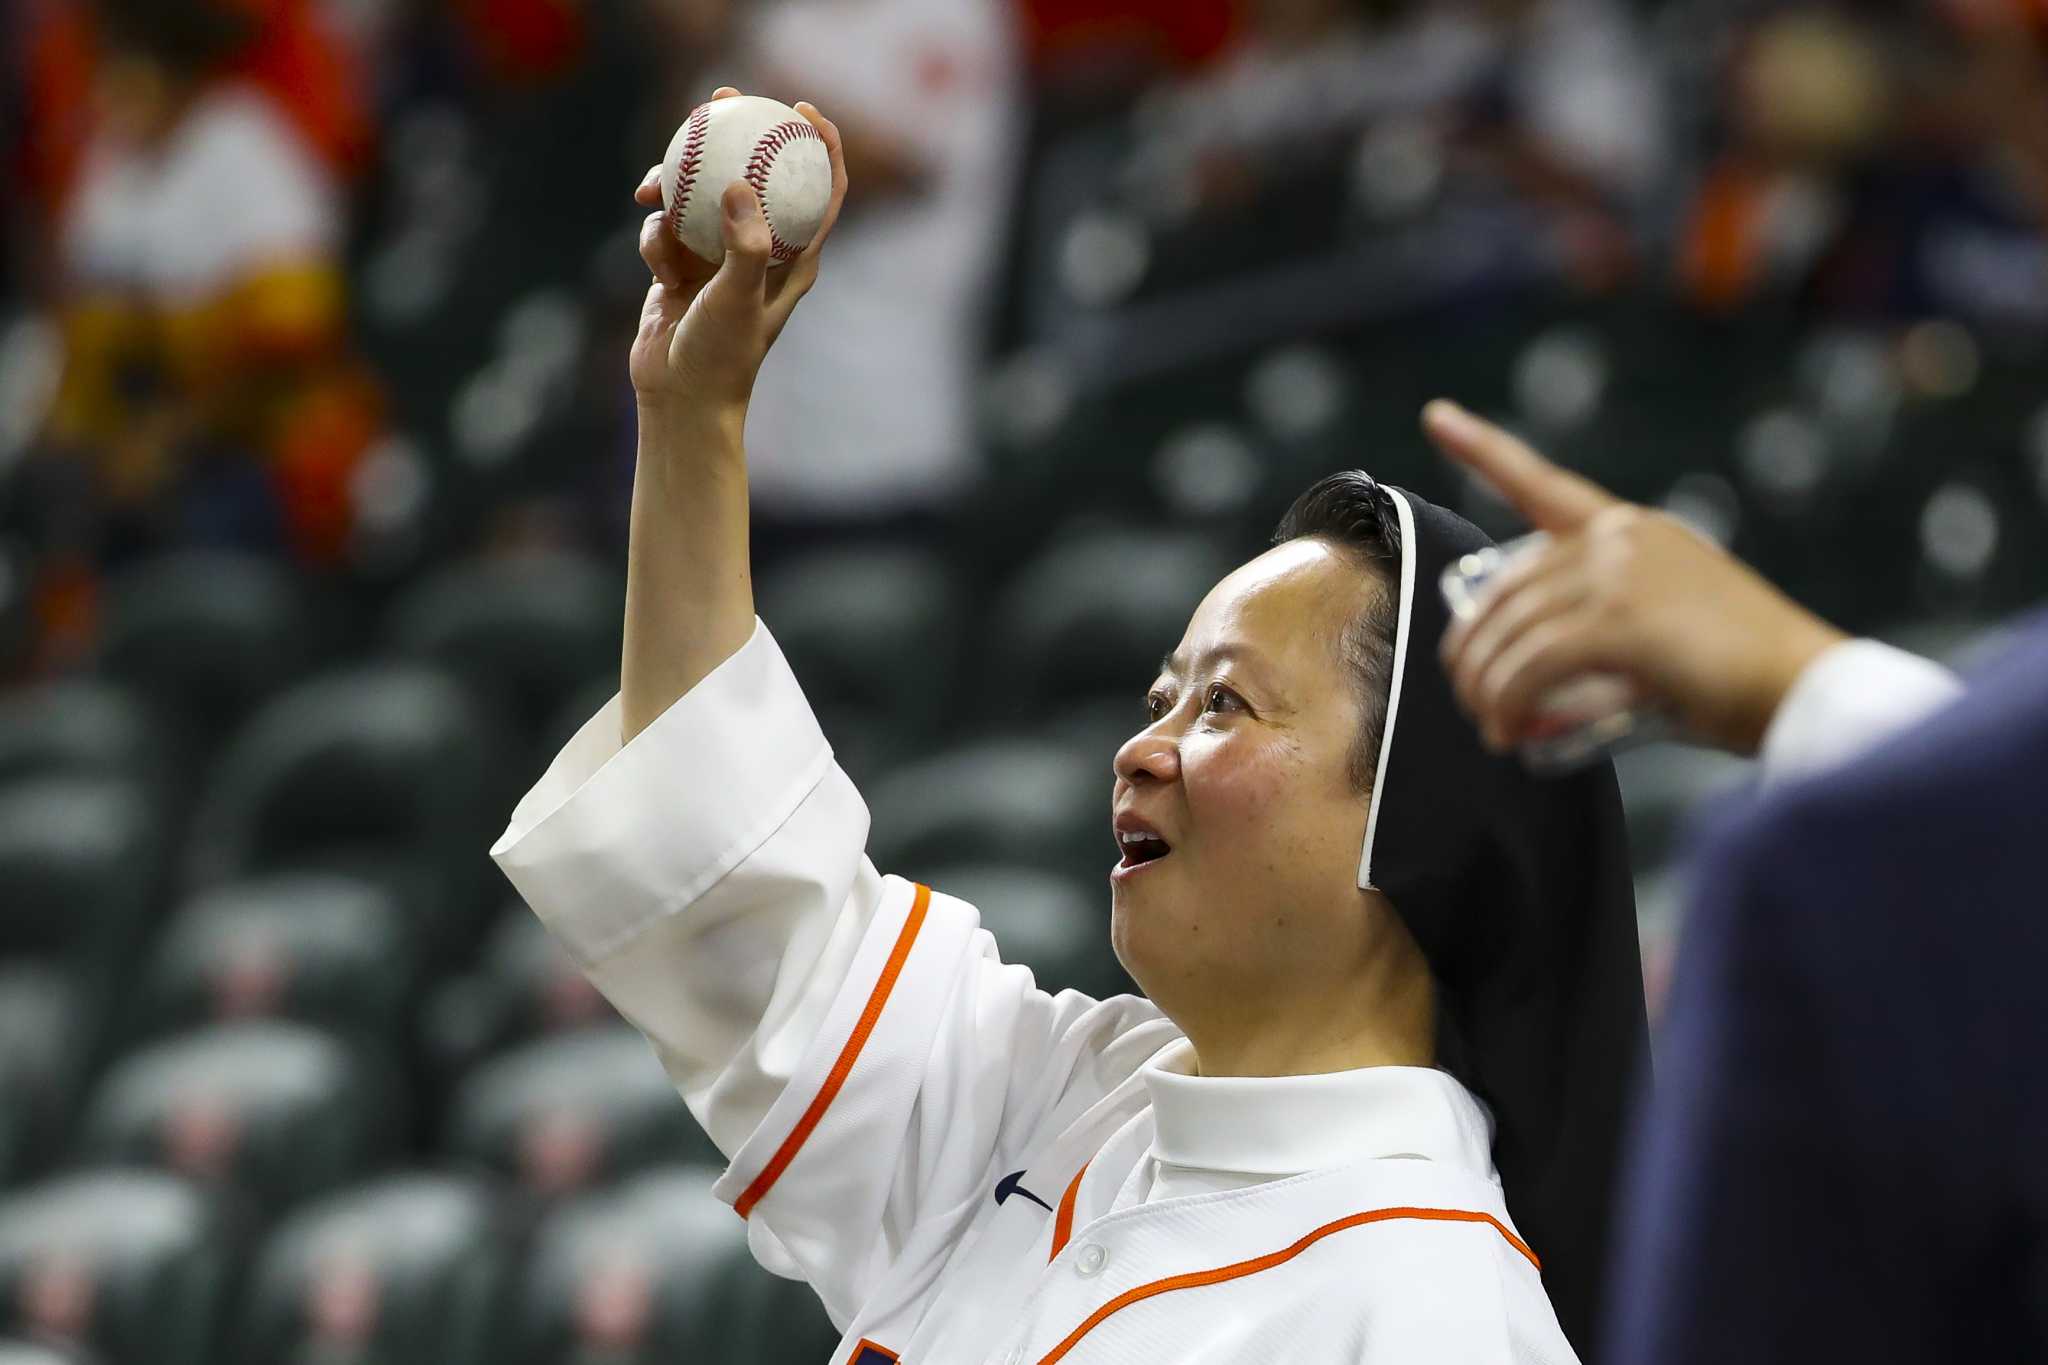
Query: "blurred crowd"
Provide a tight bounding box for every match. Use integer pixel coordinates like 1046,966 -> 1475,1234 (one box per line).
3,0 -> 2045,676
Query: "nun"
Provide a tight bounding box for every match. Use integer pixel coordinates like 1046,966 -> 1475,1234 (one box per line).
495,113 -> 1643,1364
494,463 -> 1644,1365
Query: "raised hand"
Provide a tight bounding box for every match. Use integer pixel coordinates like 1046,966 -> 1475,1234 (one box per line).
629,88 -> 848,416
1423,400 -> 1847,755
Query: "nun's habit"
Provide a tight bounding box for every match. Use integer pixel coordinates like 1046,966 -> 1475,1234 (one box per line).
1363,485 -> 1649,1358
491,482 -> 1648,1364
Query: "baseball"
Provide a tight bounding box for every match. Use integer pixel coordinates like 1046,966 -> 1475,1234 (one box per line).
660,95 -> 833,268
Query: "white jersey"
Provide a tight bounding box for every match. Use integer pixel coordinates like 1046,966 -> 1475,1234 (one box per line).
494,620 -> 1577,1364
490,622 -> 1955,1365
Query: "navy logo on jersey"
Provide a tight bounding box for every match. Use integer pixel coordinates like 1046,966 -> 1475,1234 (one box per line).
994,1170 -> 1054,1213
851,1341 -> 900,1363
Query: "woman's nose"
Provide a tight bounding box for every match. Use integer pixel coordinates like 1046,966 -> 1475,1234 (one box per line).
1114,728 -> 1180,786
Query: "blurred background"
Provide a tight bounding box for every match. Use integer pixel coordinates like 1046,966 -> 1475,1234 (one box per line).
0,0 -> 2044,1359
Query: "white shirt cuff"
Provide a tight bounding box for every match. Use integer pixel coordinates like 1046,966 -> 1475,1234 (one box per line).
489,618 -> 835,965
1759,638 -> 1963,783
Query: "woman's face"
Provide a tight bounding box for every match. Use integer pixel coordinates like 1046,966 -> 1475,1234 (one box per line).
1110,538 -> 1394,1023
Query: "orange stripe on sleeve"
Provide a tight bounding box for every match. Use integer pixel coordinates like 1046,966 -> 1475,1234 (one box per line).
1035,1205 -> 1538,1364
1047,1159 -> 1091,1262
734,882 -> 933,1220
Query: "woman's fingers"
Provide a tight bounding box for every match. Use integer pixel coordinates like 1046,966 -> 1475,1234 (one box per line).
766,104 -> 848,328
701,181 -> 773,315
638,211 -> 688,290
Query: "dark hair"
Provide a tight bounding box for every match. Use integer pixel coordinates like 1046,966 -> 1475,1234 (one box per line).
1270,471 -> 1403,793
96,0 -> 255,74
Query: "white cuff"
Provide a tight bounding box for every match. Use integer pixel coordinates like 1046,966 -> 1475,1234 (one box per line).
1759,639 -> 1962,783
489,618 -> 835,965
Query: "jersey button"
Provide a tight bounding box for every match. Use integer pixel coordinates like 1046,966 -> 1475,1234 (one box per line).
1075,1243 -> 1108,1277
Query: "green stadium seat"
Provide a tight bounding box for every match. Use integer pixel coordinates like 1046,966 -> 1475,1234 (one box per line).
423,901 -> 615,1082
0,1170 -> 235,1365
92,551 -> 316,763
184,665 -> 502,954
1611,745 -> 1756,872
236,1172 -> 510,1365
77,1022 -> 403,1216
384,552 -> 622,749
868,736 -> 1109,887
0,1339 -> 95,1365
755,545 -> 964,783
922,863 -> 1128,1000
445,1026 -> 720,1198
0,680 -> 160,787
720,1247 -> 843,1363
497,1166 -> 835,1363
987,529 -> 1233,707
133,874 -> 421,1048
537,676 -> 617,775
0,963 -> 86,1187
0,776 -> 160,973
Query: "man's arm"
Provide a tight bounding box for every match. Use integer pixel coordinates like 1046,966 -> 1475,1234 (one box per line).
1421,400 -> 1959,770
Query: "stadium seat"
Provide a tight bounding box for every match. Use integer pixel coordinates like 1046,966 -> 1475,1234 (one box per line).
987,529 -> 1233,707
1611,745 -> 1756,872
384,551 -> 622,749
445,1026 -> 720,1198
76,1022 -> 403,1216
424,901 -> 615,1081
0,776 -> 160,972
236,1172 -> 510,1365
868,736 -> 1110,887
755,544 -> 964,782
0,1170 -> 235,1365
133,874 -> 421,1047
92,550 -> 316,763
497,1165 -> 836,1363
0,679 -> 160,787
0,963 -> 86,1187
921,863 -> 1128,1000
0,1339 -> 95,1365
184,664 -> 503,954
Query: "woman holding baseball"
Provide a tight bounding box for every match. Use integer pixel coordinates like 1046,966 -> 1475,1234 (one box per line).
495,88 -> 1647,1364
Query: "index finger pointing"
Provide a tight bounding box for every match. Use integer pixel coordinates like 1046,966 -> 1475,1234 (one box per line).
1422,399 -> 1616,532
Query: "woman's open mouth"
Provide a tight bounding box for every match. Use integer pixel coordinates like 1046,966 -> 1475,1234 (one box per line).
1114,828 -> 1172,875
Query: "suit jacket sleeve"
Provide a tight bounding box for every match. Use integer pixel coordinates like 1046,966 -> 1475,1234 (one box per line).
490,619 -> 1172,1327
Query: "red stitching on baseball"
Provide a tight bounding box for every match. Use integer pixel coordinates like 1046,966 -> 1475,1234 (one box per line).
666,103 -> 712,244
743,119 -> 824,262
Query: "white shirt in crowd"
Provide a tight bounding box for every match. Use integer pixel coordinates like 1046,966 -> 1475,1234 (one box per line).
737,0 -> 1020,518
491,628 -> 1958,1364
60,86 -> 341,303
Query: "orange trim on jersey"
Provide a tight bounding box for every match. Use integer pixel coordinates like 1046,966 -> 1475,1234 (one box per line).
734,882 -> 934,1220
1033,1205 -> 1539,1364
850,1339 -> 901,1362
1047,1159 -> 1091,1262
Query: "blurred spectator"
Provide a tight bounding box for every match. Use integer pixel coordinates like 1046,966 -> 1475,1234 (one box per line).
1677,3 -> 2048,332
20,0 -> 383,667
1133,0 -> 1496,218
15,0 -> 372,222
724,0 -> 1023,546
1126,0 -> 1661,288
